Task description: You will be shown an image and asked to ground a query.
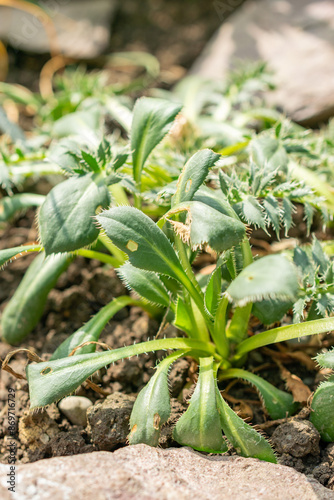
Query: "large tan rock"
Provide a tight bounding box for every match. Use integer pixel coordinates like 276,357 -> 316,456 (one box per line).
1,444 -> 333,499
191,0 -> 334,125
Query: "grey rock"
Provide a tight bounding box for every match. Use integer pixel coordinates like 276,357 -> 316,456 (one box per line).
271,420 -> 321,457
58,396 -> 93,427
1,444 -> 334,499
191,0 -> 334,125
86,392 -> 135,450
0,0 -> 118,58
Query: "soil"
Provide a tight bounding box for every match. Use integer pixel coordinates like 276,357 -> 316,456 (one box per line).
0,209 -> 334,491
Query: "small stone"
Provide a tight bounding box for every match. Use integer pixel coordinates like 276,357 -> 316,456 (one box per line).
58,396 -> 93,427
86,392 -> 135,450
272,420 -> 321,457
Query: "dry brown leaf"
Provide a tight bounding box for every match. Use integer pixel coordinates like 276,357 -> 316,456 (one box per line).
278,363 -> 312,403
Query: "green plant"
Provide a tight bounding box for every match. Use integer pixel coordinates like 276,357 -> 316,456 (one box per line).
2,73 -> 334,462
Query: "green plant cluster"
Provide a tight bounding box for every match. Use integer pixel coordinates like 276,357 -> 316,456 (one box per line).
1,60 -> 334,461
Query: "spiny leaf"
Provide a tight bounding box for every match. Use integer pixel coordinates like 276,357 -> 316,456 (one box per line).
282,197 -> 294,235
167,201 -> 246,253
39,173 -> 110,255
310,375 -> 334,441
129,352 -> 184,446
118,262 -> 170,308
234,196 -> 267,231
172,149 -> 220,206
131,97 -> 182,185
315,348 -> 334,370
220,369 -> 299,419
251,136 -> 288,172
262,196 -> 280,237
216,388 -> 277,462
225,255 -> 299,307
1,253 -> 71,344
27,338 -> 215,408
173,357 -> 228,453
97,206 -> 185,282
0,244 -> 40,268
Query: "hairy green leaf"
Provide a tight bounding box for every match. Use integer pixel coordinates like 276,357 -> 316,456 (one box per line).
167,201 -> 246,253
97,206 -> 185,282
131,97 -> 182,186
310,375 -> 334,441
0,244 -> 41,268
226,255 -> 299,307
39,173 -> 110,255
172,149 -> 220,206
217,388 -> 277,462
118,262 -> 170,308
27,338 -> 215,408
173,357 -> 228,453
129,352 -> 184,446
315,349 -> 334,369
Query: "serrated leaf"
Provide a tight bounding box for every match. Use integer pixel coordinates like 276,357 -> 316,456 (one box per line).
27,338 -> 215,408
118,262 -> 170,307
262,196 -> 280,237
0,244 -> 40,268
1,253 -> 71,344
168,201 -> 246,253
129,352 -> 183,446
173,357 -> 228,453
51,296 -> 136,360
131,97 -> 182,185
282,198 -> 294,235
234,196 -> 267,231
226,255 -> 299,307
216,389 -> 277,462
80,150 -> 100,173
293,297 -> 307,323
193,185 -> 236,219
221,369 -> 298,420
310,375 -> 334,441
304,202 -> 314,236
315,348 -> 334,369
39,173 -> 110,255
312,237 -> 330,275
172,149 -> 220,206
251,136 -> 288,172
97,206 -> 185,282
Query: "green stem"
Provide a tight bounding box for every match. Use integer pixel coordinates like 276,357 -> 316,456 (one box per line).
76,249 -> 120,267
98,234 -> 127,265
234,317 -> 334,361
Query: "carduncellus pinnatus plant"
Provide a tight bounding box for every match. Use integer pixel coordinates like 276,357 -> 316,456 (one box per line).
2,97 -> 334,462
